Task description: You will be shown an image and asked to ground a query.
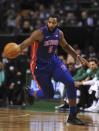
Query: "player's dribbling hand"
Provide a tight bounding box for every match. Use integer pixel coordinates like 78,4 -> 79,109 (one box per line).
16,45 -> 22,54
3,42 -> 21,59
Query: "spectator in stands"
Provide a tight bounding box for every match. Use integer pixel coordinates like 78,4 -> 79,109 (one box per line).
0,61 -> 6,106
0,61 -> 5,87
78,10 -> 94,27
6,64 -> 16,105
19,20 -> 33,34
12,69 -> 26,106
75,57 -> 99,110
15,10 -> 33,34
64,12 -> 78,26
6,8 -> 17,33
87,45 -> 97,58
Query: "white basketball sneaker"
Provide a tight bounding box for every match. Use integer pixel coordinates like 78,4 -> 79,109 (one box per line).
84,101 -> 97,112
90,101 -> 99,113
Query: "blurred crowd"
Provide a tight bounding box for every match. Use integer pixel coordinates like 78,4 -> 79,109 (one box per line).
0,0 -> 99,34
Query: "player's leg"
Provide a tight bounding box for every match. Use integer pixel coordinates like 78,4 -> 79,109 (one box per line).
30,59 -> 54,99
34,69 -> 54,99
52,56 -> 86,125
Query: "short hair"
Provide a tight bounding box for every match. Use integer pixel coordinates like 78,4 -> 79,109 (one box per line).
88,57 -> 98,64
48,15 -> 60,21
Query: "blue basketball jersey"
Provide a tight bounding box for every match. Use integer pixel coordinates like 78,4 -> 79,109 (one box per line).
31,25 -> 61,62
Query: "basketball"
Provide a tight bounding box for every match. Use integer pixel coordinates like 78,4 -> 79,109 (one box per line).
3,42 -> 20,59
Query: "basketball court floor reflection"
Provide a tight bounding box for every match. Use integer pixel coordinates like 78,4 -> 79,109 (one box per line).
0,109 -> 99,131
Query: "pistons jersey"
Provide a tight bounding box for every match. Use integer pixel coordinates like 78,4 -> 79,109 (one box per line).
31,25 -> 61,62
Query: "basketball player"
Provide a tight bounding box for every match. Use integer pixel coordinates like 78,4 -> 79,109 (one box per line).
15,16 -> 89,125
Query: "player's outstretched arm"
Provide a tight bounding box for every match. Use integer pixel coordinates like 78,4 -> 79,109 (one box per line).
18,29 -> 43,52
59,31 -> 89,66
3,29 -> 43,59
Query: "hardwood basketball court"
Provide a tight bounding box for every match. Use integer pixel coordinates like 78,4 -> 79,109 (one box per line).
0,108 -> 99,131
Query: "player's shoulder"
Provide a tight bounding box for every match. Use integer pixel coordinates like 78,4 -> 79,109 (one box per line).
59,29 -> 64,38
58,28 -> 63,34
37,25 -> 47,36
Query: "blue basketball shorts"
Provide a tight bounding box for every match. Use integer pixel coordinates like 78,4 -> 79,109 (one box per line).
31,55 -> 76,99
